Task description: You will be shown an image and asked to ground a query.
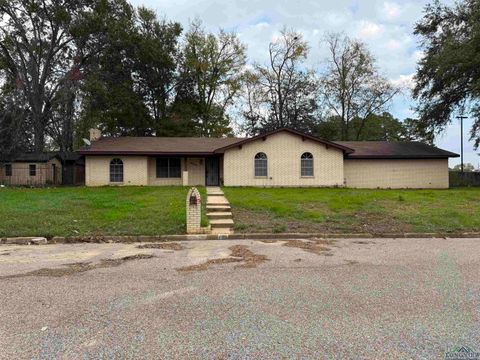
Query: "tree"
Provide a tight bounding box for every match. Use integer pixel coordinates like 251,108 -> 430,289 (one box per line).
350,113 -> 404,141
319,33 -> 399,141
0,0 -> 97,152
313,112 -> 428,142
452,163 -> 475,172
0,84 -> 31,154
400,117 -> 435,144
79,1 -> 183,138
413,0 -> 480,149
132,7 -> 182,132
174,20 -> 246,136
241,29 -> 318,135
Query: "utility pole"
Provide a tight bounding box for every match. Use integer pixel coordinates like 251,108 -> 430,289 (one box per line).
456,114 -> 467,173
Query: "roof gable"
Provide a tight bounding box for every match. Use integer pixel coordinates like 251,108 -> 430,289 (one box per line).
213,128 -> 354,154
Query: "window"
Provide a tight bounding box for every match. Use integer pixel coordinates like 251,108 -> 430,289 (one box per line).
110,158 -> 123,183
254,152 -> 268,177
5,164 -> 12,177
29,164 -> 36,177
301,152 -> 314,177
156,158 -> 181,178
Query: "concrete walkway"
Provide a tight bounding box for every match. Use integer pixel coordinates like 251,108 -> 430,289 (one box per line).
206,187 -> 234,235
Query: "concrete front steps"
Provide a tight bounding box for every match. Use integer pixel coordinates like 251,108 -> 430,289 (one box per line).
206,187 -> 234,235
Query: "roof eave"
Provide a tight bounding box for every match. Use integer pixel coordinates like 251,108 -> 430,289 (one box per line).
345,154 -> 460,159
78,151 -> 217,156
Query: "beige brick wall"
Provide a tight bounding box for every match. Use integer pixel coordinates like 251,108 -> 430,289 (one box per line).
344,159 -> 449,189
185,158 -> 205,186
223,132 -> 345,187
85,156 -> 148,186
85,156 -> 207,187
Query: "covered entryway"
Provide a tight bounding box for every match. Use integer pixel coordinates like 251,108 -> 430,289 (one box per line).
205,157 -> 220,186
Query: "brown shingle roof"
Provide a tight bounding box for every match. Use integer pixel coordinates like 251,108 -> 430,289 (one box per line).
336,141 -> 459,159
78,137 -> 244,156
77,131 -> 459,159
2,152 -> 61,163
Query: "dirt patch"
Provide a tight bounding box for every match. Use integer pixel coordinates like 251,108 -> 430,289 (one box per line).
283,240 -> 332,255
232,209 -> 335,233
137,243 -> 185,251
177,245 -> 269,272
0,252 -> 10,256
352,241 -> 375,245
345,260 -> 359,265
232,207 -> 416,235
353,212 -> 412,234
1,254 -> 155,279
312,239 -> 336,245
230,245 -> 270,269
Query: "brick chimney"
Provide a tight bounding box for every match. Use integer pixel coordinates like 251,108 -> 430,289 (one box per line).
89,128 -> 102,142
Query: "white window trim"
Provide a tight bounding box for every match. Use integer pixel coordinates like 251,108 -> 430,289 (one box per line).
109,158 -> 124,183
300,152 -> 314,178
254,152 -> 268,178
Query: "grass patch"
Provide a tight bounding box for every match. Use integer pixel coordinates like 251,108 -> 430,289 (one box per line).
0,186 -> 207,237
223,187 -> 480,234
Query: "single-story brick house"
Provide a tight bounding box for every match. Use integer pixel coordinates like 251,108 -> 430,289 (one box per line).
78,128 -> 459,189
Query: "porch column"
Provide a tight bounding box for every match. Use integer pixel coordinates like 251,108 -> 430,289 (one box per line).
182,157 -> 188,186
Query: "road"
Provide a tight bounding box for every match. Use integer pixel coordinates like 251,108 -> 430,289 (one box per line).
0,237 -> 479,359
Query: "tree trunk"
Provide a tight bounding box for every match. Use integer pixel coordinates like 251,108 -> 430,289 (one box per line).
61,91 -> 75,152
33,120 -> 45,153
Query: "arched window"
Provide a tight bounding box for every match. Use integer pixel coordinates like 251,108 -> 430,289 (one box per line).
254,152 -> 268,177
110,158 -> 124,183
301,152 -> 313,177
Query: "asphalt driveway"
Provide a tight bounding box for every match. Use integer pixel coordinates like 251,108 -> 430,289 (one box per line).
0,238 -> 479,359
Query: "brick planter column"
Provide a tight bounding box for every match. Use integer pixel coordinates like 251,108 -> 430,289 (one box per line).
186,187 -> 201,234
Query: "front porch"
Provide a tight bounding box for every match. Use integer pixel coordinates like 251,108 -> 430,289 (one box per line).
154,156 -> 222,187
84,155 -> 223,187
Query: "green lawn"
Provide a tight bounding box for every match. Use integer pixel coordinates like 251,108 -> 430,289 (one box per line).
0,186 -> 207,237
223,187 -> 480,234
1,186 -> 479,237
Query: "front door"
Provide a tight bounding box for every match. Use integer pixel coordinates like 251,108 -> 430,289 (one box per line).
52,164 -> 57,184
205,157 -> 220,186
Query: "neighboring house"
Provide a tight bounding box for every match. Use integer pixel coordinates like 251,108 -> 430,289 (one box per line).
78,128 -> 459,189
0,152 -> 85,186
0,153 -> 63,186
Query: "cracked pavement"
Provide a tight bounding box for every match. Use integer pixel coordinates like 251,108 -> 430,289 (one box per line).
0,237 -> 479,359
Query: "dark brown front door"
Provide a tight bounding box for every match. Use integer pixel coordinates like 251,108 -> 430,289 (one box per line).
205,157 -> 220,186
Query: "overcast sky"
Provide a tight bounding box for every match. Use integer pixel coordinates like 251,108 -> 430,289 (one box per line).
131,0 -> 478,167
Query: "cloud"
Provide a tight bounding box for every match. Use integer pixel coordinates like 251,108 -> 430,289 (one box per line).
391,73 -> 415,90
358,20 -> 384,38
382,2 -> 402,20
387,39 -> 401,50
